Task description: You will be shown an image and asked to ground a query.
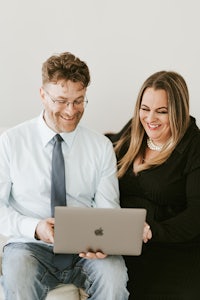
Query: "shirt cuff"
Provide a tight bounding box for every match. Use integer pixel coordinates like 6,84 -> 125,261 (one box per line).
19,217 -> 41,239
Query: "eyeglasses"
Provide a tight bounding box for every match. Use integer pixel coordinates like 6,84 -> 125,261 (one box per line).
44,89 -> 88,108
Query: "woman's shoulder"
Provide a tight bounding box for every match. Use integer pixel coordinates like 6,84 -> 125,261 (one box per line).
177,117 -> 200,169
185,117 -> 200,144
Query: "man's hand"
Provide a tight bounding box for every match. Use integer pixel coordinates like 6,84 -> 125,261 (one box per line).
143,222 -> 152,243
35,218 -> 55,244
79,251 -> 107,259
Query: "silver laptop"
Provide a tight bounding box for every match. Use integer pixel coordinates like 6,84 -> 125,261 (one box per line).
54,206 -> 146,256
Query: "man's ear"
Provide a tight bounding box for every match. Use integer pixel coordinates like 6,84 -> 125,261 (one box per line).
40,87 -> 46,103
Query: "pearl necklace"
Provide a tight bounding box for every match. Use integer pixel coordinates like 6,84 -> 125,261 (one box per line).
147,138 -> 163,151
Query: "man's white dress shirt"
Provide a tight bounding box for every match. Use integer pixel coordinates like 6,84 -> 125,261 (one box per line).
0,114 -> 119,243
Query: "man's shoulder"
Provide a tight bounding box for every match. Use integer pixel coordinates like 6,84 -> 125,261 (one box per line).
1,117 -> 39,141
78,124 -> 110,143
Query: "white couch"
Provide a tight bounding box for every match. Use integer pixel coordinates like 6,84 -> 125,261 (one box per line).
0,235 -> 87,300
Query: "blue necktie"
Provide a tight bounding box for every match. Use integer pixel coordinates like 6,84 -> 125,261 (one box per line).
51,134 -> 78,270
51,134 -> 66,217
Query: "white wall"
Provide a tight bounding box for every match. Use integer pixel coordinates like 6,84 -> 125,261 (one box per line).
1,0 -> 200,133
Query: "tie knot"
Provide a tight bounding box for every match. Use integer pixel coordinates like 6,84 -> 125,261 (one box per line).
54,134 -> 63,143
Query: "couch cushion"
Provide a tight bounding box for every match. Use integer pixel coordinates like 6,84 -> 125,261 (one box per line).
47,284 -> 80,300
0,284 -> 87,300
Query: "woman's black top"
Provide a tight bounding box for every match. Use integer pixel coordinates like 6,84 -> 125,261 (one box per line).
107,117 -> 200,300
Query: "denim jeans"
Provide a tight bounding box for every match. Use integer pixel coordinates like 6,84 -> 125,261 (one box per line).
1,242 -> 129,300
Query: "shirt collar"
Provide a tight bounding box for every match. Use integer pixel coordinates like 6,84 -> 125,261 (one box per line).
37,112 -> 78,148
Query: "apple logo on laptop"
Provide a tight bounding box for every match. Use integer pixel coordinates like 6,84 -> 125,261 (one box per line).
94,227 -> 104,236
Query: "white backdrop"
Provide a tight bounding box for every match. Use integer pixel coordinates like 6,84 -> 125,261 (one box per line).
1,0 -> 200,133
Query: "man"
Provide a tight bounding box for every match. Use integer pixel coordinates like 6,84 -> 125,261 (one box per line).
0,52 -> 129,299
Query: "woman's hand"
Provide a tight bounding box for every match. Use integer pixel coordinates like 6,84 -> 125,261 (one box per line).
143,222 -> 152,243
79,251 -> 107,259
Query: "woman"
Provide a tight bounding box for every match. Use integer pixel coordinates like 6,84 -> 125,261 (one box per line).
107,71 -> 200,299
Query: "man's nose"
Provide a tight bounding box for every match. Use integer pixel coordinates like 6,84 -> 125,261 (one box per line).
63,102 -> 77,114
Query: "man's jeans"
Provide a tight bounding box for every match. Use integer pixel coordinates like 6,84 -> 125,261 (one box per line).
1,242 -> 129,300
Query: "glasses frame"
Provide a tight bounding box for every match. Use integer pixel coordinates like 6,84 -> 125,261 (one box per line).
43,88 -> 88,108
